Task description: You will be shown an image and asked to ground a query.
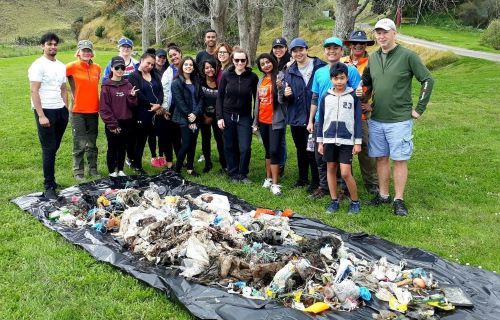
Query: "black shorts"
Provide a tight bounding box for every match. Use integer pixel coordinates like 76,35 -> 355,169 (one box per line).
323,144 -> 353,164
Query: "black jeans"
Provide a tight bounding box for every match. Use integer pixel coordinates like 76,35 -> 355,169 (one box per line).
35,108 -> 69,189
222,113 -> 252,178
291,125 -> 319,185
105,119 -> 135,173
259,123 -> 284,164
314,123 -> 329,192
132,119 -> 154,169
175,125 -> 199,171
201,115 -> 226,168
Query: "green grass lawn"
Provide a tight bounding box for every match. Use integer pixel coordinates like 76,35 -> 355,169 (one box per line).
398,24 -> 499,53
0,51 -> 499,319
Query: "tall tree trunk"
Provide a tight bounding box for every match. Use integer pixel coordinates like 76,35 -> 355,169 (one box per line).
210,0 -> 227,40
236,0 -> 264,65
248,5 -> 263,64
142,0 -> 150,50
333,0 -> 369,39
282,0 -> 299,41
155,0 -> 161,45
236,0 -> 250,50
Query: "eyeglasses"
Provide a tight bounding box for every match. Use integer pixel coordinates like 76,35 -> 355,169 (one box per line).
114,66 -> 125,71
218,51 -> 228,55
234,59 -> 246,63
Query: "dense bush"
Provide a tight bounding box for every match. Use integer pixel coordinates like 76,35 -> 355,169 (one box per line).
480,19 -> 500,49
458,0 -> 499,28
95,26 -> 105,38
123,29 -> 136,41
14,36 -> 40,46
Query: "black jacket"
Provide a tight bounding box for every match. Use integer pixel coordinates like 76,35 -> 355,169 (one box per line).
171,75 -> 203,126
216,66 -> 259,120
128,69 -> 164,123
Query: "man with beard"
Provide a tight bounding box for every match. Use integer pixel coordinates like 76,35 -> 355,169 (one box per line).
28,32 -> 69,199
196,29 -> 218,69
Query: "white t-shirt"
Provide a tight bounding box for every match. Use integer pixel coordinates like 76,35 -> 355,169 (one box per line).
28,56 -> 66,110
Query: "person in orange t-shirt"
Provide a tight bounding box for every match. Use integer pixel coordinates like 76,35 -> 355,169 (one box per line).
66,40 -> 102,180
252,53 -> 286,196
341,30 -> 379,195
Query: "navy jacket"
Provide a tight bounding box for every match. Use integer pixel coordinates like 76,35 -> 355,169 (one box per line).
281,57 -> 326,126
128,70 -> 163,124
171,75 -> 203,126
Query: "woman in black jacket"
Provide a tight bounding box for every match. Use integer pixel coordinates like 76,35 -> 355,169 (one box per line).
216,48 -> 259,183
128,48 -> 164,174
171,56 -> 203,176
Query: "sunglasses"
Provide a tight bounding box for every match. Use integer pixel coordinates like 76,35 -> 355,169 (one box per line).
233,58 -> 246,63
114,65 -> 125,71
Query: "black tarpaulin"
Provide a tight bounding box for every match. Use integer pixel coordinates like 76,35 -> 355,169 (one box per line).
11,171 -> 500,320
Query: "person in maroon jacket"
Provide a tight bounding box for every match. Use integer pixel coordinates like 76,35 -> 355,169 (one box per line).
99,56 -> 138,177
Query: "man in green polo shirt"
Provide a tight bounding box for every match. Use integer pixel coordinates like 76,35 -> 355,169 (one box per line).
359,18 -> 434,216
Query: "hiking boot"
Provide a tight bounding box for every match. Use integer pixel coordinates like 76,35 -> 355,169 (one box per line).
43,187 -> 58,200
117,170 -> 127,177
109,172 -> 118,178
326,199 -> 340,214
270,184 -> 282,196
262,178 -> 272,188
367,194 -> 393,206
309,187 -> 329,199
293,179 -> 309,188
393,199 -> 408,216
348,201 -> 361,215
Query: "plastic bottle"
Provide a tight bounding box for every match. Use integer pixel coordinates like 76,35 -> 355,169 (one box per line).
306,134 -> 315,152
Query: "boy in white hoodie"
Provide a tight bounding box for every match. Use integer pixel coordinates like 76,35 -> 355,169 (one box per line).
317,62 -> 362,214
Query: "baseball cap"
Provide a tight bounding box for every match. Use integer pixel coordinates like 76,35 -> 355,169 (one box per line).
272,37 -> 287,48
117,37 -> 133,48
77,40 -> 94,51
329,62 -> 348,77
344,30 -> 375,46
111,56 -> 126,68
374,18 -> 396,31
289,38 -> 308,50
156,49 -> 167,57
323,37 -> 343,48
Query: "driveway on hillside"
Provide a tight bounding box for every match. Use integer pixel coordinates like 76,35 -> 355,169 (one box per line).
397,34 -> 500,62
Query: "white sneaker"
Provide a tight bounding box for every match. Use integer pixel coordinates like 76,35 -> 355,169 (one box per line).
118,170 -> 127,177
262,178 -> 272,188
198,154 -> 205,162
270,184 -> 282,196
109,172 -> 118,178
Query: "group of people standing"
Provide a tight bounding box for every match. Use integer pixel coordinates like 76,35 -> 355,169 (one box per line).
29,18 -> 433,216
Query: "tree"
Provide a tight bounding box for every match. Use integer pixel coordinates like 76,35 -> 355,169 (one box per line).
142,0 -> 150,49
333,0 -> 369,40
210,0 -> 228,40
282,0 -> 300,41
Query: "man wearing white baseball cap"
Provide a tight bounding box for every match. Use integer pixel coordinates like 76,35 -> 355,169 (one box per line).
359,18 -> 434,216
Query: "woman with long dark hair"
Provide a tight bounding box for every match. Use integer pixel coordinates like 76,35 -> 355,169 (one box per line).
216,47 -> 258,183
128,48 -> 164,174
160,44 -> 183,169
200,59 -> 226,173
171,57 -> 203,176
252,53 -> 286,195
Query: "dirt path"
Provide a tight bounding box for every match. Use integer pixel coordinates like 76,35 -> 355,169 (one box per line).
397,34 -> 500,62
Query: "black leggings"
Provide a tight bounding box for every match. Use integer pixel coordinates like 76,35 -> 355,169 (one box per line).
259,123 -> 285,165
175,125 -> 199,171
200,115 -> 226,168
105,119 -> 135,173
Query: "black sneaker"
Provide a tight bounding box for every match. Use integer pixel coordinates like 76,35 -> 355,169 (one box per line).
393,199 -> 408,216
202,162 -> 213,173
293,179 -> 309,188
367,194 -> 393,206
43,188 -> 58,200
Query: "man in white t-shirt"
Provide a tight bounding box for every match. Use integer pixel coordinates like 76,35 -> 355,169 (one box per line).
28,32 -> 69,199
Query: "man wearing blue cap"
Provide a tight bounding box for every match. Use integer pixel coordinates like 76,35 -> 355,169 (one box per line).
102,37 -> 139,81
306,37 -> 361,199
359,18 -> 434,216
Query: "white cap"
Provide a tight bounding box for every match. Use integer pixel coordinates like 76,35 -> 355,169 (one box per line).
374,18 -> 396,31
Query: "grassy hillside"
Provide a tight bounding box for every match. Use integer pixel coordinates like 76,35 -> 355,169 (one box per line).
0,0 -> 103,42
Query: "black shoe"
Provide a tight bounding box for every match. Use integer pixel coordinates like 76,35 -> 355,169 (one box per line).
293,179 -> 309,188
309,187 -> 329,199
367,194 -> 393,206
307,183 -> 319,194
43,187 -> 58,200
393,199 -> 408,216
203,162 -> 213,173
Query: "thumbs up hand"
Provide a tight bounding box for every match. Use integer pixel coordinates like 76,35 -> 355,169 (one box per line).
284,83 -> 292,97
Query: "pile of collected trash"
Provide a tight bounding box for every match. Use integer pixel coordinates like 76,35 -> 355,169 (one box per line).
44,180 -> 474,319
